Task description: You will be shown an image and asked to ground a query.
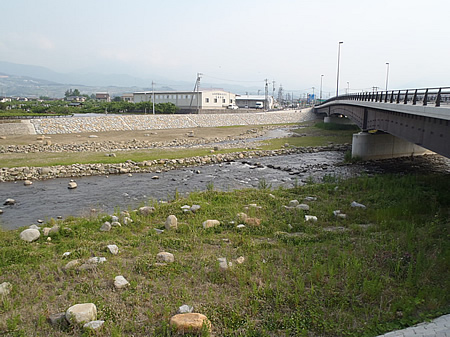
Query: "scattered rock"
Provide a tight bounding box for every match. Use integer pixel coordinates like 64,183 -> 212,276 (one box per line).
65,303 -> 97,325
288,200 -> 299,207
107,244 -> 119,255
83,320 -> 105,331
190,204 -> 201,212
154,228 -> 164,234
114,275 -> 130,289
62,252 -> 71,258
29,224 -> 40,230
0,282 -> 12,296
111,215 -> 119,222
351,201 -> 366,208
123,217 -> 133,225
181,205 -> 191,212
24,180 -> 33,186
237,212 -> 248,221
156,252 -> 174,263
64,259 -> 81,270
218,257 -> 232,270
111,221 -> 121,227
296,204 -> 310,211
4,198 -> 15,206
305,215 -> 318,222
151,175 -> 159,179
177,305 -> 194,314
86,257 -> 107,265
323,226 -> 348,232
202,219 -> 220,229
235,256 -> 245,264
236,224 -> 246,229
244,217 -> 261,226
20,228 -> 40,242
304,196 -> 317,201
48,312 -> 68,327
165,215 -> 178,230
169,313 -> 211,334
100,222 -> 112,232
139,206 -> 155,216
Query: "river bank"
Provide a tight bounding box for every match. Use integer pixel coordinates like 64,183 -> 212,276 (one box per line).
1,172 -> 448,336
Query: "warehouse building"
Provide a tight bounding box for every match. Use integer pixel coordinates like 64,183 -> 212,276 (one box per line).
133,89 -> 236,113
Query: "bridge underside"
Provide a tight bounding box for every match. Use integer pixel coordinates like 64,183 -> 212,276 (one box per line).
316,103 -> 450,159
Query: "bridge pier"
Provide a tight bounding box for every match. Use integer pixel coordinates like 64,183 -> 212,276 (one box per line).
351,132 -> 432,160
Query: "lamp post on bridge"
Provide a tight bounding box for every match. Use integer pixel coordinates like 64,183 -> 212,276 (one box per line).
385,62 -> 390,92
320,74 -> 324,101
336,41 -> 343,97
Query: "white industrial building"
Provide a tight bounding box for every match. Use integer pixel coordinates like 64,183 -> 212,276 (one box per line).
235,95 -> 274,109
133,89 -> 236,112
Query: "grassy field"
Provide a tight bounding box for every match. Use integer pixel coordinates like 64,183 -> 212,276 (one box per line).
0,172 -> 449,336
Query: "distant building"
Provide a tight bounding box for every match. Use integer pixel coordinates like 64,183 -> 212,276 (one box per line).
0,97 -> 12,103
121,93 -> 133,102
66,96 -> 86,102
96,92 -> 111,102
133,89 -> 236,112
235,94 -> 274,109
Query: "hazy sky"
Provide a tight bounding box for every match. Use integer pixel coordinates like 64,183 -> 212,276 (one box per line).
1,0 -> 449,96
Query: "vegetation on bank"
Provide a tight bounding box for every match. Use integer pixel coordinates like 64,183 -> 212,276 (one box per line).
0,100 -> 178,117
0,173 -> 449,336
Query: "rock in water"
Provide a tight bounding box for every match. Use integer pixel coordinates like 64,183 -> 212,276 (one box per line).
19,228 -> 40,242
169,313 -> 211,334
68,180 -> 77,189
65,303 -> 97,325
4,198 -> 15,205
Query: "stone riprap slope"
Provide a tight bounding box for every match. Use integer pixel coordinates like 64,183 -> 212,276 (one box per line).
30,110 -> 312,135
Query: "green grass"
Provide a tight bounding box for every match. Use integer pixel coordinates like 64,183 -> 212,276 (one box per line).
0,173 -> 449,336
259,122 -> 357,149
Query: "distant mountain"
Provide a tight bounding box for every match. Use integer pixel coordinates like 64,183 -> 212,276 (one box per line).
0,61 -> 267,97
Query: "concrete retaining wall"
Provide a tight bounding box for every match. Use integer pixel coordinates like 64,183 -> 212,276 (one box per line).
27,110 -> 313,135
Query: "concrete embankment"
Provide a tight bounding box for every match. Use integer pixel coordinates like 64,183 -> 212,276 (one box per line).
28,110 -> 312,135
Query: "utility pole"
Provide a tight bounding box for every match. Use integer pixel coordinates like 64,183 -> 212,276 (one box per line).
312,87 -> 315,105
152,81 -> 155,115
272,80 -> 275,98
264,79 -> 269,110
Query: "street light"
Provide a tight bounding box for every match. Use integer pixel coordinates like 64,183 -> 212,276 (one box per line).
320,74 -> 324,101
385,62 -> 390,91
336,41 -> 343,97
347,81 -> 350,94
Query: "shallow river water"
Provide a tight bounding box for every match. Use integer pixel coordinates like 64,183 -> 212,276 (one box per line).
0,151 -> 359,230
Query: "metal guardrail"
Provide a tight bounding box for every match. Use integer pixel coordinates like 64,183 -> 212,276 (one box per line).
318,87 -> 450,108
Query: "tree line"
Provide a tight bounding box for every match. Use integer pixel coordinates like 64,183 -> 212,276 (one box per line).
0,99 -> 178,116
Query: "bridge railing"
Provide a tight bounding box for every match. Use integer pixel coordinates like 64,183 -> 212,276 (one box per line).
319,87 -> 450,108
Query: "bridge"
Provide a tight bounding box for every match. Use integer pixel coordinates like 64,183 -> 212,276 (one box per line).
314,87 -> 450,159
